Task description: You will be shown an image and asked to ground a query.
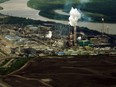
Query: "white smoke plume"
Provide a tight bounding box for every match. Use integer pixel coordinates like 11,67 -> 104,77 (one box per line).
46,31 -> 52,39
68,7 -> 81,26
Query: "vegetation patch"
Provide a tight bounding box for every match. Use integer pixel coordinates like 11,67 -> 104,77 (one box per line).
0,57 -> 33,75
27,0 -> 116,23
0,0 -> 9,3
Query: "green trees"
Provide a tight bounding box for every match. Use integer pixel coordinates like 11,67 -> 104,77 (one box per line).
27,0 -> 116,23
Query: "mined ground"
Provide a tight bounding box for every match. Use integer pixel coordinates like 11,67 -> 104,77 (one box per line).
1,55 -> 116,87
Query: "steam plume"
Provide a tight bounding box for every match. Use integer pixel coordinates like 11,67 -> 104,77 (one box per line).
68,7 -> 81,26
46,31 -> 52,39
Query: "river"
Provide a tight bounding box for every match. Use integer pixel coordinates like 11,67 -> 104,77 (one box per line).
0,0 -> 116,34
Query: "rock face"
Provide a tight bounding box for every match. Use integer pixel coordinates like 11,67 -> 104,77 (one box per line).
0,35 -> 14,57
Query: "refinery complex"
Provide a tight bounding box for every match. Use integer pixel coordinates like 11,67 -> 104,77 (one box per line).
0,7 -> 116,58
0,1 -> 116,86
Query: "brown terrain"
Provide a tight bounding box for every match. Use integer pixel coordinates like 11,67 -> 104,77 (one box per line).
0,55 -> 116,87
0,35 -> 14,58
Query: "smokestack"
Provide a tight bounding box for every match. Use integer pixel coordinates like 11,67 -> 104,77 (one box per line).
68,7 -> 81,46
102,17 -> 104,35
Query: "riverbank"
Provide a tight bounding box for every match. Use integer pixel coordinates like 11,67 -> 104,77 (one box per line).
28,0 -> 116,23
0,0 -> 116,34
0,0 -> 9,10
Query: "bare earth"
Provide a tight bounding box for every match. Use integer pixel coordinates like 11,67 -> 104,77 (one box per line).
1,55 -> 116,87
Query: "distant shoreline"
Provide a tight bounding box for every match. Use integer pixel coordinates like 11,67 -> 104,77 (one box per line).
0,0 -> 116,34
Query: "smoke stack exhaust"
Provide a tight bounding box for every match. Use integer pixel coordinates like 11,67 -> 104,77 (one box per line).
68,7 -> 81,46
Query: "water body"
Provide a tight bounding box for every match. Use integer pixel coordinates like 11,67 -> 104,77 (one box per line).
0,0 -> 116,34
0,0 -> 68,23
